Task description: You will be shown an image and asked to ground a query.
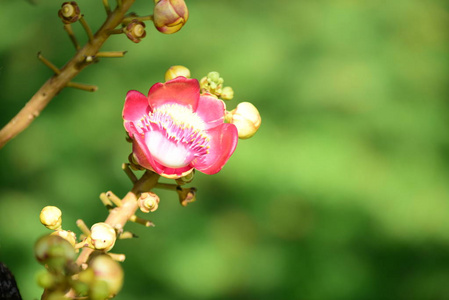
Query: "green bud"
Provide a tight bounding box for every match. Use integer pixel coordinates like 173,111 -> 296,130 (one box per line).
35,235 -> 76,271
89,280 -> 110,300
88,255 -> 124,296
36,269 -> 55,289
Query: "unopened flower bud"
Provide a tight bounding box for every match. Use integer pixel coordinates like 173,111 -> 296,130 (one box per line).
153,0 -> 189,34
88,255 -> 124,296
229,102 -> 261,139
90,223 -> 116,251
176,187 -> 196,207
138,192 -> 160,213
175,169 -> 194,185
165,65 -> 191,81
58,2 -> 81,24
124,20 -> 147,43
51,230 -> 77,247
36,269 -> 56,289
221,87 -> 234,100
40,206 -> 62,231
35,235 -> 76,270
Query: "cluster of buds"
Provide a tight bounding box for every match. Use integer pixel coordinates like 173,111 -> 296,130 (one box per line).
198,70 -> 261,139
200,72 -> 234,100
37,207 -> 123,299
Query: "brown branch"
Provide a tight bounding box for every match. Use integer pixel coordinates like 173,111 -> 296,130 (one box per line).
0,0 -> 136,149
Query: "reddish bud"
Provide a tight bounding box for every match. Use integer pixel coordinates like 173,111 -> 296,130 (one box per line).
58,2 -> 81,24
124,20 -> 147,43
153,0 -> 189,34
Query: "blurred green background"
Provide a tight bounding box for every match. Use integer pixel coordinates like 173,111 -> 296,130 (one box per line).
1,0 -> 449,299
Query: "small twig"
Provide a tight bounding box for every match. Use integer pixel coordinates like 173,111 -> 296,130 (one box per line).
119,231 -> 137,239
37,53 -> 60,75
117,0 -> 123,9
122,163 -> 138,183
99,192 -> 114,210
108,253 -> 126,262
106,191 -> 122,207
66,81 -> 98,92
79,15 -> 94,42
76,219 -> 91,236
122,15 -> 153,23
109,28 -> 124,35
155,182 -> 178,191
96,51 -> 127,58
129,215 -> 155,227
102,0 -> 111,14
63,24 -> 80,50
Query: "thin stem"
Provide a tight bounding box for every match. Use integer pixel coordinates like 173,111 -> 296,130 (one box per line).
105,191 -> 122,207
76,219 -> 90,236
37,53 -> 60,75
63,24 -> 80,50
117,0 -> 123,9
66,81 -> 98,92
96,51 -> 127,58
122,15 -> 153,23
109,28 -> 124,35
0,0 -> 136,149
129,215 -> 155,227
122,163 -> 138,183
102,0 -> 111,14
156,182 -> 178,191
79,15 -> 94,42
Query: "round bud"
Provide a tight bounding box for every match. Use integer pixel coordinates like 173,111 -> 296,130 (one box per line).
36,269 -> 55,289
34,235 -> 76,270
58,2 -> 81,24
230,102 -> 261,139
88,255 -> 124,296
90,223 -> 116,251
165,65 -> 191,81
40,206 -> 62,231
175,169 -> 194,185
124,20 -> 147,43
220,86 -> 234,100
138,192 -> 160,213
153,0 -> 189,34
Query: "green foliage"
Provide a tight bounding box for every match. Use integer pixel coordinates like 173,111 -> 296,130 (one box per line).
1,0 -> 448,299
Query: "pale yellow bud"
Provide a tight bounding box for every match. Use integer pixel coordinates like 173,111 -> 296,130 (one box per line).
40,206 -> 62,230
165,65 -> 191,81
221,86 -> 234,100
90,223 -> 116,251
230,102 -> 261,139
138,192 -> 160,213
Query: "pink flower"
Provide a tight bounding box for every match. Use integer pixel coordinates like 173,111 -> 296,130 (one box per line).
123,77 -> 238,179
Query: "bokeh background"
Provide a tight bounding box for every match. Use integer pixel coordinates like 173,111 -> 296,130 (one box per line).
1,0 -> 449,299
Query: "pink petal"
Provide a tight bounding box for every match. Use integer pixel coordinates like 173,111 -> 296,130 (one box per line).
150,159 -> 194,178
147,77 -> 200,111
193,123 -> 238,175
123,90 -> 150,122
132,133 -> 158,171
195,95 -> 225,130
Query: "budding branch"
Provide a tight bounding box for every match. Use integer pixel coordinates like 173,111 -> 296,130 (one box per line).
0,0 -> 136,149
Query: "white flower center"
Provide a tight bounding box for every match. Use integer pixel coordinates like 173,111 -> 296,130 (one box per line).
140,104 -> 209,168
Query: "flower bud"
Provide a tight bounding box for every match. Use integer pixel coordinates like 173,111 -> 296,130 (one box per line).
58,2 -> 81,24
153,0 -> 189,34
175,169 -> 194,185
36,269 -> 56,289
51,230 -> 77,247
176,187 -> 196,207
124,20 -> 147,43
220,86 -> 234,100
88,255 -> 124,296
229,102 -> 261,139
35,235 -> 76,270
89,223 -> 116,251
138,192 -> 160,213
40,206 -> 62,231
165,65 -> 191,81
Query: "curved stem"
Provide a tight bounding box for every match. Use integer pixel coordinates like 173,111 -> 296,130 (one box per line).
0,0 -> 136,149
